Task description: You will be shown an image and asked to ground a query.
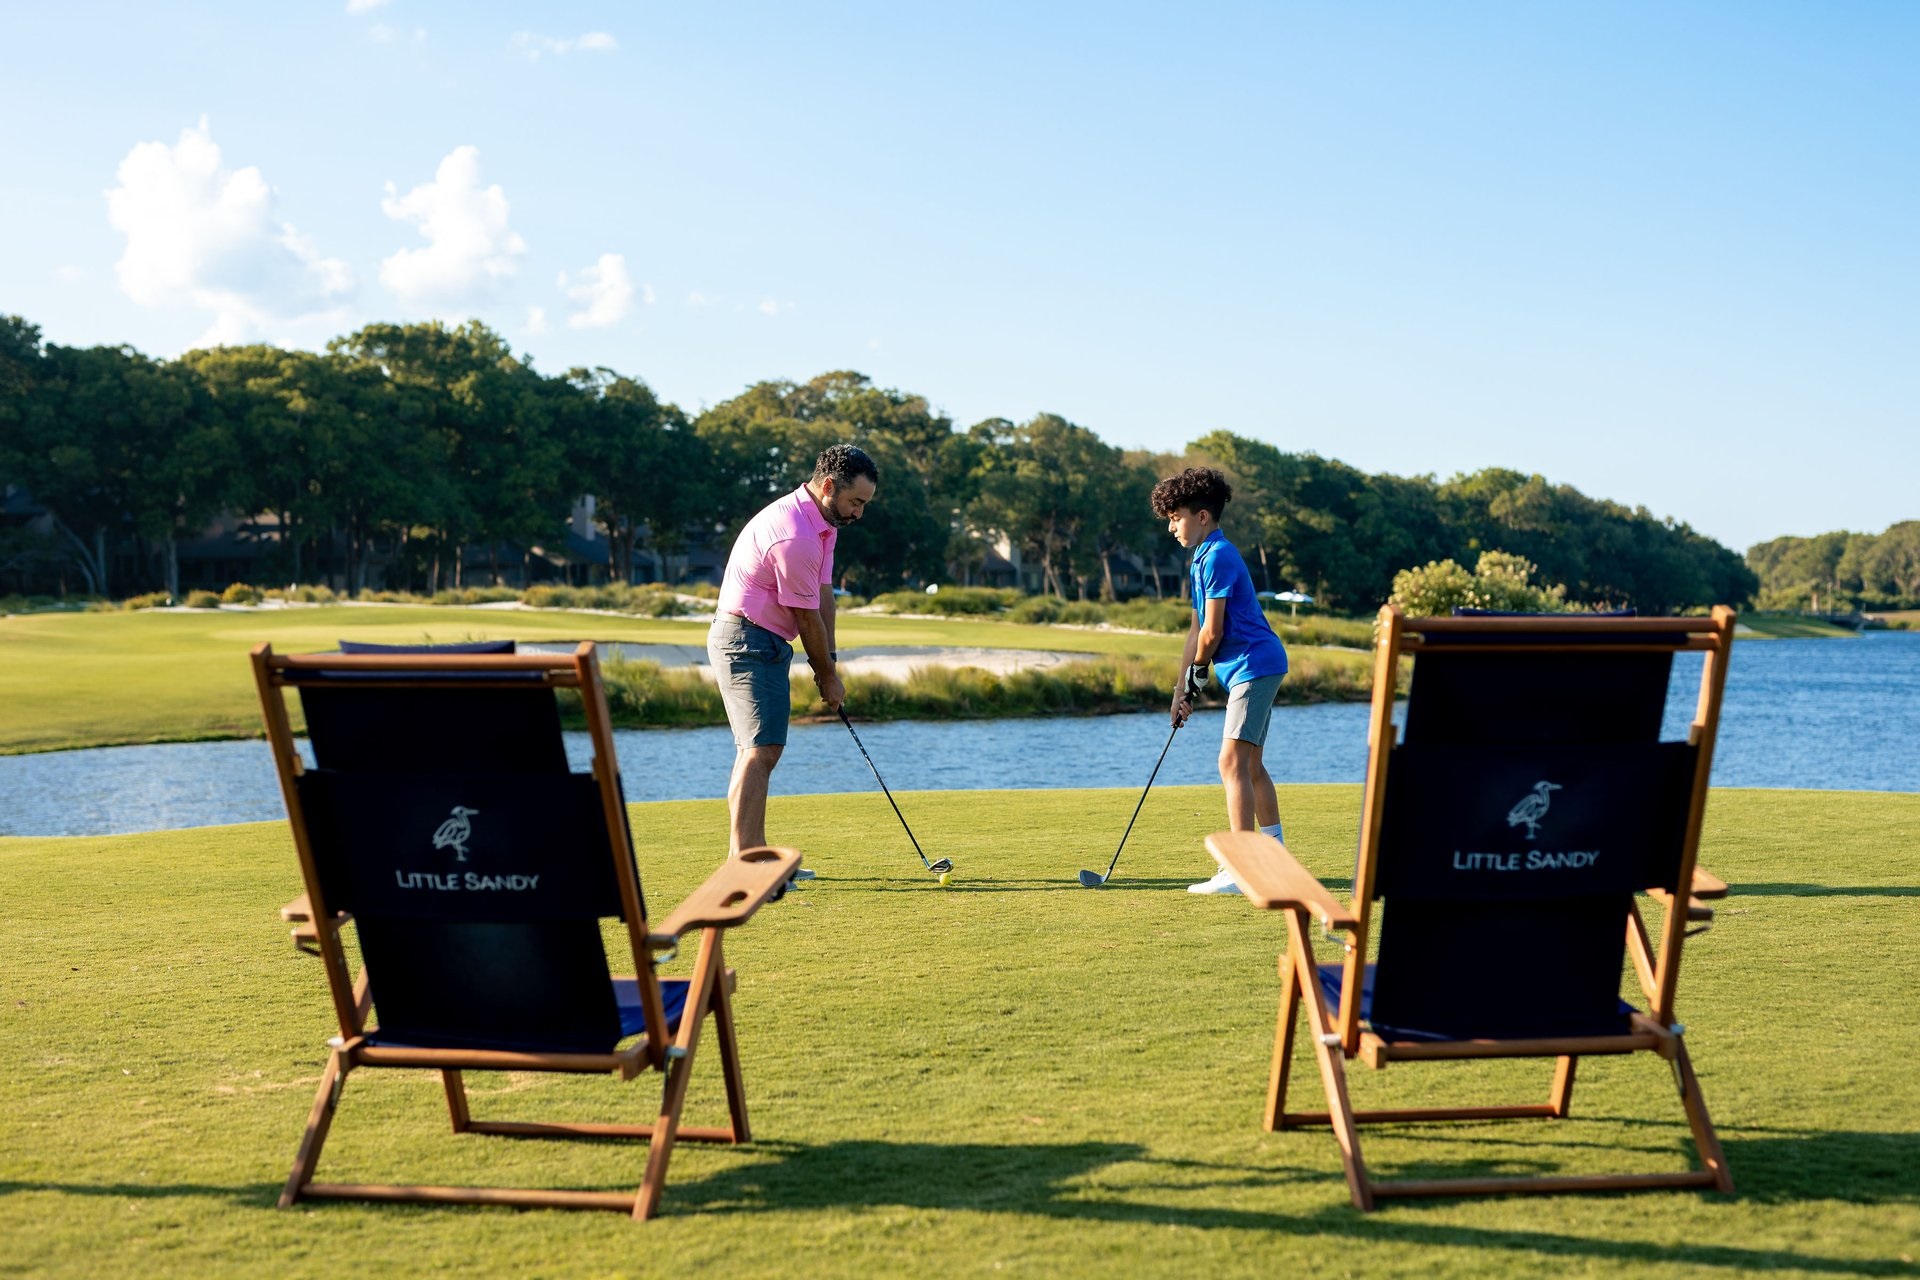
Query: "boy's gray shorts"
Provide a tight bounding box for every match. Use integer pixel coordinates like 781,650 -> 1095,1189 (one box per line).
1223,672 -> 1284,747
708,614 -> 795,748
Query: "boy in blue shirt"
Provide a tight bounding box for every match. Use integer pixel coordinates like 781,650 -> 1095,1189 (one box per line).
1151,467 -> 1291,894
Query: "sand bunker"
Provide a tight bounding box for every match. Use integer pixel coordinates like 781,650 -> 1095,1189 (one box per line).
521,641 -> 1092,682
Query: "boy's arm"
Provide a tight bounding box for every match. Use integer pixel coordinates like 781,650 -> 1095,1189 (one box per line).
1196,597 -> 1227,664
1172,613 -> 1205,726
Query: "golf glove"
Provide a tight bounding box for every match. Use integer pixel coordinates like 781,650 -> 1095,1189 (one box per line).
1182,663 -> 1210,700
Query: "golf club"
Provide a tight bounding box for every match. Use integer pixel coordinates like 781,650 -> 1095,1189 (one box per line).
838,707 -> 952,877
1078,720 -> 1180,887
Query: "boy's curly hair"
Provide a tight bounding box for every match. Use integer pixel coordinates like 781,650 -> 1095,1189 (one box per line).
1150,466 -> 1233,520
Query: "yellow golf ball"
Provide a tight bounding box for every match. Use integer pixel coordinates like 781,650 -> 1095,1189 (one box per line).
937,872 -> 951,886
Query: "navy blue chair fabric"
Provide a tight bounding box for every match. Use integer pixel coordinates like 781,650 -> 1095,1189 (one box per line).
294,643 -> 652,1056
1368,623 -> 1693,1042
338,639 -> 517,655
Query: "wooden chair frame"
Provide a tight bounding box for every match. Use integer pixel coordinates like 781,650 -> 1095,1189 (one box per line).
1207,605 -> 1738,1209
252,641 -> 799,1220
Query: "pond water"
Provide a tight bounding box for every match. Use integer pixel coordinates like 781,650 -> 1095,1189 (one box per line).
2,632 -> 1914,837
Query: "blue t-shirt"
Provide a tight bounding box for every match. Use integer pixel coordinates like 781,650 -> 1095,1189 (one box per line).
1190,530 -> 1288,688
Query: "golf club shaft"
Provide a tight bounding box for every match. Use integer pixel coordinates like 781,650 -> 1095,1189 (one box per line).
1103,722 -> 1180,880
838,707 -> 932,869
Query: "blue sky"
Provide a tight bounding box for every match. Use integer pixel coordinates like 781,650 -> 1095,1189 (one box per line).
2,1 -> 1913,551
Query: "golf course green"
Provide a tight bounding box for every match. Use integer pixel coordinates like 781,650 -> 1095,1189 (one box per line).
3,785 -> 1915,1277
0,606 -> 1378,755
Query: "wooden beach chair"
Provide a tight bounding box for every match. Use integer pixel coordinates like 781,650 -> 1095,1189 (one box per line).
1207,604 -> 1738,1209
251,639 -> 800,1220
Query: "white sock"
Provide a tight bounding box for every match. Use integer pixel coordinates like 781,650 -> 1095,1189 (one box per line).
1260,821 -> 1284,842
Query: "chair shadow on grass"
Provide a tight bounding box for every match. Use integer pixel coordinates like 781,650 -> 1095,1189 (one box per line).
664,1130 -> 1920,1276
1727,883 -> 1920,898
4,1130 -> 1914,1274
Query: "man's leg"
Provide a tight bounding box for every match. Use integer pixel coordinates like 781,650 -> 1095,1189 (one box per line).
727,743 -> 784,855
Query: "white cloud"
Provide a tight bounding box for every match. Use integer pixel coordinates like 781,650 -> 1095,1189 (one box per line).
105,116 -> 352,347
55,265 -> 88,283
345,0 -> 390,13
511,30 -> 619,59
866,337 -> 881,350
378,146 -> 525,308
525,305 -> 548,335
559,252 -> 641,329
758,298 -> 793,316
368,23 -> 426,44
687,290 -> 716,307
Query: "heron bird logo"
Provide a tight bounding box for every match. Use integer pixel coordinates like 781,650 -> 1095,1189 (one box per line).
432,806 -> 481,861
1506,781 -> 1561,840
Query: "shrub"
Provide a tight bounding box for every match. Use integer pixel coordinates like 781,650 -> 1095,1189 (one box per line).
265,584 -> 338,603
869,586 -> 1019,616
123,591 -> 172,610
1389,550 -> 1573,617
220,582 -> 262,605
520,583 -> 699,616
184,589 -> 222,608
1102,598 -> 1192,634
1276,615 -> 1374,649
1006,596 -> 1063,625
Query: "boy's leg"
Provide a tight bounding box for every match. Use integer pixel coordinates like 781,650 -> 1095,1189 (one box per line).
1249,744 -> 1281,831
1191,673 -> 1284,893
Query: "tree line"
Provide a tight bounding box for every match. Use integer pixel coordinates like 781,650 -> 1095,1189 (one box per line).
1746,523 -> 1920,612
1,312 -> 1757,612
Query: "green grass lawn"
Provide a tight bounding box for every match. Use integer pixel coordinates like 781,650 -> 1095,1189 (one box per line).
1737,614 -> 1860,639
0,607 -> 1382,755
3,786 -> 1915,1277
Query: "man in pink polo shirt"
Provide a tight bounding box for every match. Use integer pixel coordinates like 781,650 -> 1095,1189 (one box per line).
708,444 -> 879,869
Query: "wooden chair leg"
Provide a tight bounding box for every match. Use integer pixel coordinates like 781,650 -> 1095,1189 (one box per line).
1288,911 -> 1373,1211
1265,946 -> 1300,1132
1673,1037 -> 1734,1193
709,960 -> 751,1144
633,929 -> 719,1221
442,1069 -> 471,1133
1549,1055 -> 1577,1118
281,1048 -> 347,1208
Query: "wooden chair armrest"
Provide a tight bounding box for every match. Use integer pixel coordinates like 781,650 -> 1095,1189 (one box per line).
280,893 -> 351,956
1205,832 -> 1359,931
650,846 -> 802,942
1644,867 -> 1728,921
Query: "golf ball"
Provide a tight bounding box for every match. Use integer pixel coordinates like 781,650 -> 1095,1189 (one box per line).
937,872 -> 951,886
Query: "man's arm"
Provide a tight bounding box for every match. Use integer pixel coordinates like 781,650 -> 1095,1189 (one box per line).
820,585 -> 837,653
792,607 -> 844,711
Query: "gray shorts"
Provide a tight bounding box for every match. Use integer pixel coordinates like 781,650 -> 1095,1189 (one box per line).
1223,672 -> 1284,747
708,614 -> 795,749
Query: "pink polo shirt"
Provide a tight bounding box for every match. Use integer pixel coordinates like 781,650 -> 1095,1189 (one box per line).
715,485 -> 837,642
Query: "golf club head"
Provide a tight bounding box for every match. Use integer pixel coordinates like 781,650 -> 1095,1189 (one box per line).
1076,869 -> 1106,888
929,858 -> 954,875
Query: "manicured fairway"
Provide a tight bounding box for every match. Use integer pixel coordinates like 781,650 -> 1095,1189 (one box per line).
0,606 -> 1211,754
2,786 -> 1915,1278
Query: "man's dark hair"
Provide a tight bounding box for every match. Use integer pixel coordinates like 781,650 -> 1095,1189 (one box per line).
813,443 -> 879,490
1150,466 -> 1232,520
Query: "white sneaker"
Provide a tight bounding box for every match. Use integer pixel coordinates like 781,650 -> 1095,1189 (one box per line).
1186,868 -> 1241,895
791,867 -> 816,881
